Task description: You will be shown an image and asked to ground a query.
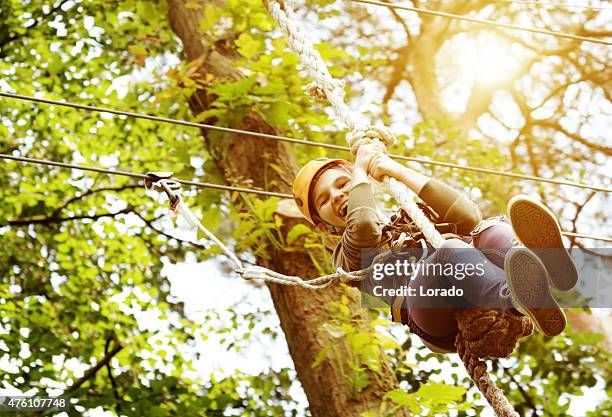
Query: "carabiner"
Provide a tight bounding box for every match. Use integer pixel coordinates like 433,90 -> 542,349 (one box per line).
145,171 -> 181,206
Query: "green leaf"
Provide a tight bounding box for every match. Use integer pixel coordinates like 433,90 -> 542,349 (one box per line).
210,76 -> 258,102
348,332 -> 371,351
136,1 -> 157,21
253,79 -> 285,96
321,323 -> 345,338
375,334 -> 401,350
249,12 -> 274,31
416,382 -> 466,403
353,372 -> 370,392
315,42 -> 350,61
312,345 -> 331,368
286,224 -> 312,245
235,33 -> 262,59
264,101 -> 291,125
385,388 -> 415,406
199,4 -> 222,32
199,206 -> 222,233
128,44 -> 147,56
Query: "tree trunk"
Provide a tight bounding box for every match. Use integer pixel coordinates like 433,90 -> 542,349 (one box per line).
167,1 -> 408,416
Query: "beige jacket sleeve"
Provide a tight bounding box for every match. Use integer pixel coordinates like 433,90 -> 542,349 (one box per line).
418,179 -> 482,235
332,182 -> 382,274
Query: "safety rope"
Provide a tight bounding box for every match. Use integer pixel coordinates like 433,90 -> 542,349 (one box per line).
2,92 -> 610,193
148,175 -> 382,288
347,0 -> 612,46
265,0 -> 445,247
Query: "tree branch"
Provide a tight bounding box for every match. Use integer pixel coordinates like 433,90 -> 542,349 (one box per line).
132,211 -> 209,249
569,191 -> 597,246
535,120 -> 612,156
35,336 -> 124,416
501,365 -> 539,415
0,0 -> 72,53
64,339 -> 123,396
104,337 -> 123,412
383,44 -> 411,104
6,207 -> 133,226
50,184 -> 140,218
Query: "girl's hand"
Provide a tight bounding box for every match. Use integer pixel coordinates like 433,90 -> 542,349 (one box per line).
354,141 -> 386,173
367,153 -> 397,181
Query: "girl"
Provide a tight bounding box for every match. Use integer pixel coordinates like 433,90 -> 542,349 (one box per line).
292,142 -> 577,353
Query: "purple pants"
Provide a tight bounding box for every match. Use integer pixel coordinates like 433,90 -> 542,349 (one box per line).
408,216 -> 516,338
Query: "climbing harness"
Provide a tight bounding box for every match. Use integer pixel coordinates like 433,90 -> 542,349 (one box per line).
380,205 -> 461,250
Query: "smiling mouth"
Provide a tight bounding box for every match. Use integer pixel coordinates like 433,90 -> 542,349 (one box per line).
339,202 -> 348,217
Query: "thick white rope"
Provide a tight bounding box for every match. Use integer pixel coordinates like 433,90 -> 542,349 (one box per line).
264,0 -> 445,248
385,177 -> 444,247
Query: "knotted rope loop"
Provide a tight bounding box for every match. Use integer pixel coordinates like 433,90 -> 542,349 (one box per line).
456,309 -> 533,358
455,309 -> 534,417
305,80 -> 345,101
336,266 -> 359,284
347,125 -> 398,154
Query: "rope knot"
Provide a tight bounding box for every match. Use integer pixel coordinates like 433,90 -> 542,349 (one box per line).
239,266 -> 266,281
454,309 -> 533,417
305,80 -> 345,101
335,267 -> 356,284
456,309 -> 533,358
347,125 -> 398,154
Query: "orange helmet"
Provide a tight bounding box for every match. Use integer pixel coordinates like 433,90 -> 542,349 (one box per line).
293,158 -> 350,225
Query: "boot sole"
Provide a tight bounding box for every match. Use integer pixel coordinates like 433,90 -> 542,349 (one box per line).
505,248 -> 566,337
507,196 -> 577,291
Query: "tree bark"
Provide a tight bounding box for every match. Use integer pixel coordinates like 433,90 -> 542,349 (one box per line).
167,1 -> 408,416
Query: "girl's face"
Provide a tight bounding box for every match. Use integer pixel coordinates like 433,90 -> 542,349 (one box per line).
311,167 -> 352,228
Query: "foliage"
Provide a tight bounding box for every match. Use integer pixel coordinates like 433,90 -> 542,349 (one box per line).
313,297 -> 401,399
0,0 -> 297,415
